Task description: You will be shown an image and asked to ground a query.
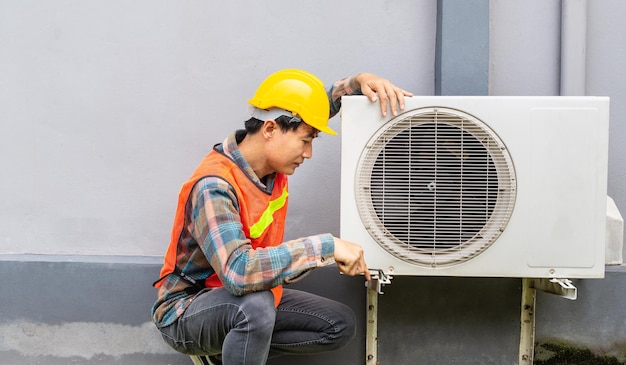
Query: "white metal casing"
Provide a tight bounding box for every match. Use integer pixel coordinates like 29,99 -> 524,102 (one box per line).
340,96 -> 610,279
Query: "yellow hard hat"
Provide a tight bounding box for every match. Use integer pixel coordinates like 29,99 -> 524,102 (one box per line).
248,69 -> 335,135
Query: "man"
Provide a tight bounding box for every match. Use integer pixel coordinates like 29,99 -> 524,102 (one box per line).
152,69 -> 411,365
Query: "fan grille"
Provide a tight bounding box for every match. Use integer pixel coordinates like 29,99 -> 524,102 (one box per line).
356,107 -> 516,267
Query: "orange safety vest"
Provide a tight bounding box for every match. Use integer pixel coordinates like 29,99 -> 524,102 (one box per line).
156,147 -> 288,307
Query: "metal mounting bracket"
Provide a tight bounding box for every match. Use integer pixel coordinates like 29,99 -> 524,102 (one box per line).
530,277 -> 577,300
366,269 -> 393,294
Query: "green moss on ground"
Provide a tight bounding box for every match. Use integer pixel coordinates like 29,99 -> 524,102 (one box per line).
534,342 -> 625,365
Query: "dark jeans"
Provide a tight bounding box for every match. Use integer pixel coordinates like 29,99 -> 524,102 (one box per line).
159,288 -> 356,365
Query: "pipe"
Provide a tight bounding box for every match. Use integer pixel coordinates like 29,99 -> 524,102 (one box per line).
560,0 -> 588,96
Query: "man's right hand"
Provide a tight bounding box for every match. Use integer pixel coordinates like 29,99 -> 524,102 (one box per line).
332,237 -> 371,281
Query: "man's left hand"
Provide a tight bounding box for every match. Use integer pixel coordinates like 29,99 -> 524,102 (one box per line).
356,73 -> 413,117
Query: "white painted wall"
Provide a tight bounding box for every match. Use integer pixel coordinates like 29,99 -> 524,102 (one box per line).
489,0 -> 561,96
0,1 -> 436,256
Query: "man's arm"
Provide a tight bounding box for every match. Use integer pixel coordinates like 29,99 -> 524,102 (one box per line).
190,178 -> 336,296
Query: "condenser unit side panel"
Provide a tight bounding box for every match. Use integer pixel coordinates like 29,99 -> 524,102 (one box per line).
525,107 -> 607,269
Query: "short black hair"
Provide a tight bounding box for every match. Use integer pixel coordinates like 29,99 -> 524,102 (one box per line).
244,115 -> 303,135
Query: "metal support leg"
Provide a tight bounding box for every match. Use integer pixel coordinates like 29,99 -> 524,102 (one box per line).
366,287 -> 379,365
365,270 -> 391,365
519,278 -> 536,365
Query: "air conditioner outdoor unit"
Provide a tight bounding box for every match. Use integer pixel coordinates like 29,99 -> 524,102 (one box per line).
340,96 -> 610,279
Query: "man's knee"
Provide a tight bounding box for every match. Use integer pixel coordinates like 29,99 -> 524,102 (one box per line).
328,302 -> 357,350
237,290 -> 277,330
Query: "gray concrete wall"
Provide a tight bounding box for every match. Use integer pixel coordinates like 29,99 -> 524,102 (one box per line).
0,255 -> 369,365
2,256 -> 623,365
1,0 -> 625,364
0,255 -> 183,364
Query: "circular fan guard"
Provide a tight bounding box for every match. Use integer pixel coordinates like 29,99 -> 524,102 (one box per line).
355,107 -> 516,267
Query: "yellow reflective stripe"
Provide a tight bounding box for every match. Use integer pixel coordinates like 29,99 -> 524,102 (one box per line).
249,187 -> 289,239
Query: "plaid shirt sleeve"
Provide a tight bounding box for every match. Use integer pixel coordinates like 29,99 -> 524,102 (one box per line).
327,74 -> 362,119
191,177 -> 336,295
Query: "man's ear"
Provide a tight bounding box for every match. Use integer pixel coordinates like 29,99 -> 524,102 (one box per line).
262,119 -> 278,139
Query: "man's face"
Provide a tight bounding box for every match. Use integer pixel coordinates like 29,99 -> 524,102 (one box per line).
266,122 -> 318,175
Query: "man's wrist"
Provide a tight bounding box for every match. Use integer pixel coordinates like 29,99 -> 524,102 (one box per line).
349,74 -> 363,96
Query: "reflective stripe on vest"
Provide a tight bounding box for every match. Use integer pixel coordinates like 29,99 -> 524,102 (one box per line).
249,186 -> 288,239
